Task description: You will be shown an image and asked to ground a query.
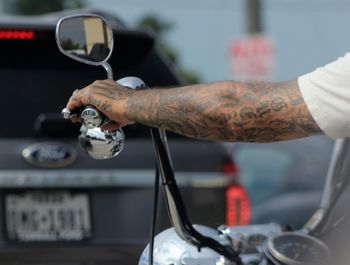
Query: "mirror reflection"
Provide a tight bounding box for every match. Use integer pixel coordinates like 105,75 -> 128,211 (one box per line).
58,16 -> 113,63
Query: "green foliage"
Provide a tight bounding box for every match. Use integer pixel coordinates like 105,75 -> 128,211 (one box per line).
138,15 -> 173,38
11,0 -> 85,15
137,14 -> 201,85
158,42 -> 177,64
177,68 -> 202,86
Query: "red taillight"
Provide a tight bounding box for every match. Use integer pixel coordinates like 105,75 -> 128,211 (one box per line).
0,30 -> 34,40
223,160 -> 239,177
223,160 -> 250,225
226,185 -> 250,226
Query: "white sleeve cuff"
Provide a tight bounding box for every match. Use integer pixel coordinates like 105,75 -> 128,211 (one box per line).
298,53 -> 350,139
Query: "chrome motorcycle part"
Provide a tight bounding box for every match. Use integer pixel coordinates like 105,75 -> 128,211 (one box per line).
61,106 -> 86,120
150,128 -> 242,264
57,14 -> 115,129
78,126 -> 125,159
304,138 -> 350,236
218,223 -> 283,254
138,225 -> 234,265
61,107 -> 71,119
265,232 -> 330,265
75,77 -> 146,159
78,77 -> 146,130
117,76 -> 147,89
80,106 -> 109,129
56,14 -> 113,66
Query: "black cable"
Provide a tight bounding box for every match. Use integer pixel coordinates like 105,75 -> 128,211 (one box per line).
148,162 -> 160,265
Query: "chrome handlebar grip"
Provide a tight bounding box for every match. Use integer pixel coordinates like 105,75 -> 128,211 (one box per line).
61,106 -> 109,129
61,77 -> 146,129
61,77 -> 146,160
80,106 -> 109,129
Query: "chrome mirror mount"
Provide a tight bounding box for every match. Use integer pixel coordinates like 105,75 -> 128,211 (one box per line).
56,14 -> 123,159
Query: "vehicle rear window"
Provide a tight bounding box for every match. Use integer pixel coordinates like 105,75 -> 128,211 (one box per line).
0,25 -> 181,138
0,29 -> 109,138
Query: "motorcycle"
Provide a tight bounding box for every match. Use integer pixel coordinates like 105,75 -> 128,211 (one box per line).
56,14 -> 349,265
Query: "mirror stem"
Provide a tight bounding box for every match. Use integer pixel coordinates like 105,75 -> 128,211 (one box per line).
102,62 -> 114,79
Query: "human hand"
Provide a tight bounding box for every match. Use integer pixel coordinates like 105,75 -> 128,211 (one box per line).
66,79 -> 135,130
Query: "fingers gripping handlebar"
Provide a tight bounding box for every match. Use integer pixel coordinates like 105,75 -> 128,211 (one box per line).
61,77 -> 146,128
61,105 -> 109,129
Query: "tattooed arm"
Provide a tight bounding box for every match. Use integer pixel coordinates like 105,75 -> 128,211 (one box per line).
66,79 -> 322,142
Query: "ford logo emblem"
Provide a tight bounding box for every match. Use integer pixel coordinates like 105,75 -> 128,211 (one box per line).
22,142 -> 77,168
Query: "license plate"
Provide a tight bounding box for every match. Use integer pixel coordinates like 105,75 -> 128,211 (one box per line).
5,191 -> 91,242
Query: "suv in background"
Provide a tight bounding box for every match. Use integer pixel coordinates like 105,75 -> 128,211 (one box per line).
0,9 -> 249,264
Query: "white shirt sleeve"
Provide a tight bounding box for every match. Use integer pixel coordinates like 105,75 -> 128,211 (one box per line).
298,53 -> 350,139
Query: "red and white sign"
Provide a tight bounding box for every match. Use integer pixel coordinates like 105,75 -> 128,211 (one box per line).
228,35 -> 275,80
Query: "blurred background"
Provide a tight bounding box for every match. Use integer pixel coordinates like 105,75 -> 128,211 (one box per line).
0,0 -> 342,223
1,0 -> 350,83
6,0 -> 350,224
0,0 -> 345,263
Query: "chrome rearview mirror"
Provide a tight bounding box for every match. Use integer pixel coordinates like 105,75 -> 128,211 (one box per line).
56,14 -> 113,66
56,14 -> 125,160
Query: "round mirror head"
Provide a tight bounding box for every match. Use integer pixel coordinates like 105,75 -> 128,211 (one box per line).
78,127 -> 125,160
56,14 -> 113,65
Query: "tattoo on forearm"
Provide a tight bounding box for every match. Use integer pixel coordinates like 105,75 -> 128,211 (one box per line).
271,97 -> 288,112
79,79 -> 321,142
256,103 -> 271,118
124,80 -> 321,142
